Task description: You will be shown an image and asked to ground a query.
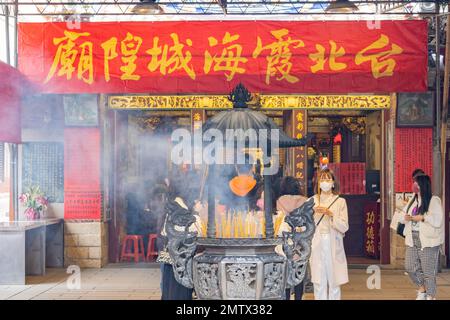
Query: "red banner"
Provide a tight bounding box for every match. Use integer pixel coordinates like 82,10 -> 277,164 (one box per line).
18,20 -> 427,94
64,128 -> 101,220
0,90 -> 21,143
0,62 -> 23,143
395,128 -> 433,192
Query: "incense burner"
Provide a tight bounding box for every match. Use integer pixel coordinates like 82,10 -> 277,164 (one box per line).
165,84 -> 314,300
166,198 -> 315,300
193,238 -> 286,300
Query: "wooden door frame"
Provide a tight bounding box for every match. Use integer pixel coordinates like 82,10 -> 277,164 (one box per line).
106,109 -> 122,263
446,141 -> 450,267
380,104 -> 394,265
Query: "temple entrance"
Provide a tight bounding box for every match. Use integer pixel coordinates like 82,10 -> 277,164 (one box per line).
304,110 -> 384,264
107,110 -> 192,263
104,95 -> 389,266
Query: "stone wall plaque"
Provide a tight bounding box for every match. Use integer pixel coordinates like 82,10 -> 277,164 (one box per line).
22,142 -> 64,203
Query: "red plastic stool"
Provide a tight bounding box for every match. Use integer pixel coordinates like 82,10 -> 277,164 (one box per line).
146,234 -> 159,261
120,235 -> 145,263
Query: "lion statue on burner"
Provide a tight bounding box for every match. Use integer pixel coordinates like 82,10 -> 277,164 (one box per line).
282,197 -> 316,288
165,199 -> 198,289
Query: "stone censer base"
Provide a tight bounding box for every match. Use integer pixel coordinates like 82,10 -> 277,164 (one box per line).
192,238 -> 287,300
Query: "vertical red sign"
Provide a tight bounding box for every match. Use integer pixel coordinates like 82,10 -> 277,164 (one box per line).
364,202 -> 380,258
395,128 -> 433,192
292,110 -> 307,195
64,128 -> 101,220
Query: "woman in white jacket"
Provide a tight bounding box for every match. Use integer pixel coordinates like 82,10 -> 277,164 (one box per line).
310,169 -> 349,300
401,174 -> 444,300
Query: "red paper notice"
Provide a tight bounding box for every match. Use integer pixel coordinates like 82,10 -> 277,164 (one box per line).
64,128 -> 101,219
395,128 -> 433,192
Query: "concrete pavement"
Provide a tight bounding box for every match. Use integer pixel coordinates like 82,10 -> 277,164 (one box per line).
1,265 -> 450,300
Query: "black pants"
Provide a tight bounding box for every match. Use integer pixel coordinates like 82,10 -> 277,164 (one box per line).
285,281 -> 304,300
161,263 -> 193,300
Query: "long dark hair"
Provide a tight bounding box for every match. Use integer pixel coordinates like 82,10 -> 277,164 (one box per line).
279,176 -> 301,196
168,171 -> 200,210
408,174 -> 432,214
412,168 -> 425,179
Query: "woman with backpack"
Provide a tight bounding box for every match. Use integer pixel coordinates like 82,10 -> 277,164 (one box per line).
401,174 -> 444,300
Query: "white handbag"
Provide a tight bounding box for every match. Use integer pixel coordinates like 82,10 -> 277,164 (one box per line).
390,209 -> 404,231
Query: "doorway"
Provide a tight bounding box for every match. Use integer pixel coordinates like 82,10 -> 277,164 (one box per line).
305,109 -> 383,264
107,110 -> 191,263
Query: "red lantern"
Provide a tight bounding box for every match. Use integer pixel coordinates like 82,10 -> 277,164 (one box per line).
333,132 -> 342,145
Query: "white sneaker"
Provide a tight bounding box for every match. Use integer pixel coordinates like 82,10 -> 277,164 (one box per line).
416,291 -> 427,300
426,295 -> 436,300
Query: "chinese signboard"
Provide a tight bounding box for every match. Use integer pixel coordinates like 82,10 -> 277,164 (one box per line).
108,94 -> 391,110
259,95 -> 391,109
64,128 -> 101,219
364,202 -> 380,259
394,128 -> 433,192
18,21 -> 427,94
109,95 -> 232,109
22,142 -> 64,203
191,109 -> 206,131
292,110 -> 307,195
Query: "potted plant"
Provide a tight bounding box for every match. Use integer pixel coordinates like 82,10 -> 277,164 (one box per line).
19,186 -> 49,220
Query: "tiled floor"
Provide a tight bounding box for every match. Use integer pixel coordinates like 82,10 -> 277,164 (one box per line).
1,264 -> 450,300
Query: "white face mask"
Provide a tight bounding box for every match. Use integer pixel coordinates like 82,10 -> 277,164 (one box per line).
320,181 -> 333,192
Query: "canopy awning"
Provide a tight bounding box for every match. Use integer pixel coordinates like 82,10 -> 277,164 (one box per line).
0,61 -> 37,144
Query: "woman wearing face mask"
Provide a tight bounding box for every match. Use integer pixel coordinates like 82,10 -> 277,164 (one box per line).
310,169 -> 349,300
401,174 -> 444,300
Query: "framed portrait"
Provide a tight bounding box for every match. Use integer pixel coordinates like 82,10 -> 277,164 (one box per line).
64,94 -> 99,127
396,92 -> 434,127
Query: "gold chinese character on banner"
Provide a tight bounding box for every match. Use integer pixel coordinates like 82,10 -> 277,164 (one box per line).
366,211 -> 375,225
296,162 -> 304,170
252,29 -> 304,84
120,32 -> 143,81
366,240 -> 375,254
146,33 -> 196,80
193,113 -> 202,121
295,171 -> 304,179
355,34 -> 403,79
366,225 -> 375,240
101,37 -> 118,82
101,32 -> 143,81
309,41 -> 347,73
45,30 -> 93,84
204,32 -> 248,81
